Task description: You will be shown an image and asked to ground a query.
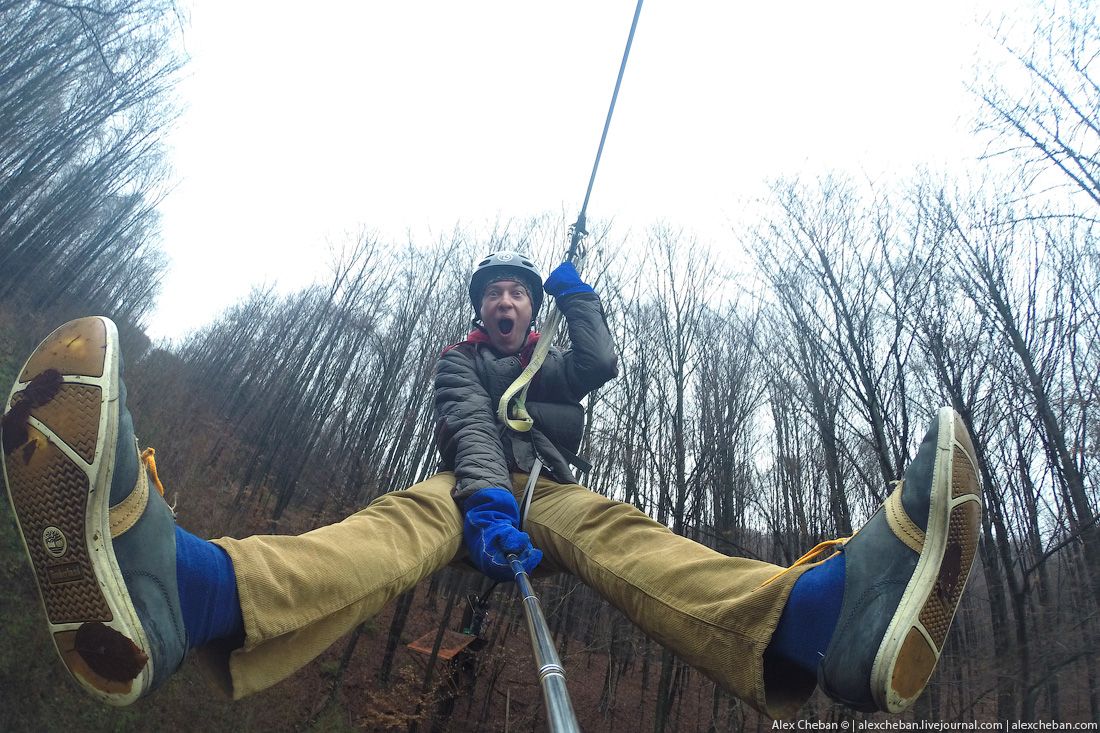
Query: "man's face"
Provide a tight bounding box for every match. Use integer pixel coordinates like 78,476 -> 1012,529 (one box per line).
479,279 -> 532,354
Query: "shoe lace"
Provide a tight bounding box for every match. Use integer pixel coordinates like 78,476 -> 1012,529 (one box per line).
759,537 -> 849,588
140,447 -> 177,515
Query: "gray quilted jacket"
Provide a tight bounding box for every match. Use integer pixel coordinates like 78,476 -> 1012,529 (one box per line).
435,292 -> 619,503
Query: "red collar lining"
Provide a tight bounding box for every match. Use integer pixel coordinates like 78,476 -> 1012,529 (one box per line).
442,329 -> 542,366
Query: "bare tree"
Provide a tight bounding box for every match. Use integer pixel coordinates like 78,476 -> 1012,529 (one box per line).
975,0 -> 1100,210
0,0 -> 183,328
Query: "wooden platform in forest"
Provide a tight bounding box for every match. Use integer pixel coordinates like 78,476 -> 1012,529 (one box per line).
406,629 -> 477,661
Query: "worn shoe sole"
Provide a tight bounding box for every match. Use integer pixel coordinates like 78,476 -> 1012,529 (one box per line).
1,317 -> 152,705
870,407 -> 982,712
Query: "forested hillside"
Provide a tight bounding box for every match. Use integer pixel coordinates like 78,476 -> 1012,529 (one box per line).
1,0 -> 1098,730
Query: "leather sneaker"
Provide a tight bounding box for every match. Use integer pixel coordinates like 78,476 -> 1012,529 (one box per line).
1,316 -> 186,705
818,406 -> 982,712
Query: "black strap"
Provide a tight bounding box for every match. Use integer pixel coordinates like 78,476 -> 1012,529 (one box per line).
555,442 -> 592,476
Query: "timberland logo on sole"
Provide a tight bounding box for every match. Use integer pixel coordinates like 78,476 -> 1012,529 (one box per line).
47,562 -> 82,584
43,526 -> 68,558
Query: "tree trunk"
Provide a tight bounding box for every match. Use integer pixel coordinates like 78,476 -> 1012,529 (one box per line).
380,588 -> 418,684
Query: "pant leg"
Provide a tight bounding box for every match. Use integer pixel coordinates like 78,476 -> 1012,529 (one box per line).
204,472 -> 464,699
520,475 -> 816,719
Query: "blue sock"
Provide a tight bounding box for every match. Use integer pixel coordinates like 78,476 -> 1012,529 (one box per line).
174,525 -> 244,649
766,552 -> 846,676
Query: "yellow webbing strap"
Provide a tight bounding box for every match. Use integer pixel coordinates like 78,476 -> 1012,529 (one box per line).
497,307 -> 563,432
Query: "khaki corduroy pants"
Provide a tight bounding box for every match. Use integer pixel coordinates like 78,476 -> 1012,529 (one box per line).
207,472 -> 815,718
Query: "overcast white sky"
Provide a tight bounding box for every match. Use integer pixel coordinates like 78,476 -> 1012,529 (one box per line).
150,0 -> 1015,341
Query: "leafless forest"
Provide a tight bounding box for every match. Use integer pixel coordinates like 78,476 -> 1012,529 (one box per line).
1,0 -> 1098,730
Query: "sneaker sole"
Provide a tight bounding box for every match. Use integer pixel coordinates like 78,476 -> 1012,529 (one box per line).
2,317 -> 152,705
870,406 -> 982,712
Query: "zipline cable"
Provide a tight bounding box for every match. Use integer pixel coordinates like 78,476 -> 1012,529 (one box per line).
569,0 -> 646,259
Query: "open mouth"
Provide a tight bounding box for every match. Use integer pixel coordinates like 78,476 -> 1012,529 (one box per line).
498,318 -> 515,335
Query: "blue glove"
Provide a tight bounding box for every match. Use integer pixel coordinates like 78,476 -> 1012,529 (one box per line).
544,261 -> 594,298
462,487 -> 543,582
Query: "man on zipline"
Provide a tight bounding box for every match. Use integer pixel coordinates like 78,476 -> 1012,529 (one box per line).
2,251 -> 981,719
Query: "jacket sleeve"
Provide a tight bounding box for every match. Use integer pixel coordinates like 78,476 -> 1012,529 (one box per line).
553,291 -> 620,400
435,344 -> 512,502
